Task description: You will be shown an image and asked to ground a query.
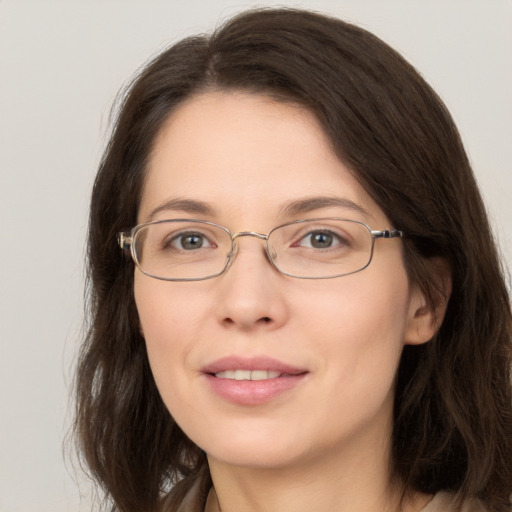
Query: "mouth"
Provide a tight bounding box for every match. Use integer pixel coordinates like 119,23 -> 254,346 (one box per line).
202,356 -> 308,405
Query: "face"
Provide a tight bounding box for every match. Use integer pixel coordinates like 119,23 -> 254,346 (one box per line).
135,91 -> 428,471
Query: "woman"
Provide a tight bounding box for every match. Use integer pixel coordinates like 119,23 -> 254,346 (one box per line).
75,8 -> 512,512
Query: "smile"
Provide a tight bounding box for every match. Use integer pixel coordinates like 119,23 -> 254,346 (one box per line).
202,357 -> 308,405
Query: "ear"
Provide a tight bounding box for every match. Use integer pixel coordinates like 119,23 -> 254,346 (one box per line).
404,259 -> 452,345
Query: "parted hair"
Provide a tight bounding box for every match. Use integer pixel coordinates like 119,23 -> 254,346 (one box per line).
75,8 -> 512,512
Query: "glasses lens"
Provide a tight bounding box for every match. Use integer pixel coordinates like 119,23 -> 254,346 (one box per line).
268,219 -> 373,278
133,221 -> 232,280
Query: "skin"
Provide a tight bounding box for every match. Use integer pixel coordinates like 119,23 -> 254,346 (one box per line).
135,91 -> 441,512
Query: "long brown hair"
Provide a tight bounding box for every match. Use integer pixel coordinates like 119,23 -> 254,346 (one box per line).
75,8 -> 512,512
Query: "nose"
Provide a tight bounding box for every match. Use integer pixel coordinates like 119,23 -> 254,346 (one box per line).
216,236 -> 289,331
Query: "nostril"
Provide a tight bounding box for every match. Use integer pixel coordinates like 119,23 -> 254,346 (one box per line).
222,316 -> 272,327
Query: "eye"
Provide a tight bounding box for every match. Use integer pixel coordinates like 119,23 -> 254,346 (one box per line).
168,231 -> 213,250
296,230 -> 345,249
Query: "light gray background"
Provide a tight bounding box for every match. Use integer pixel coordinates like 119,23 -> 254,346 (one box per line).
1,1 -> 511,511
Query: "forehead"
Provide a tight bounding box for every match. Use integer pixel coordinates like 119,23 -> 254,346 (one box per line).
139,91 -> 385,227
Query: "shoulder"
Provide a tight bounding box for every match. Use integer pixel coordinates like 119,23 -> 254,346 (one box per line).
420,492 -> 490,512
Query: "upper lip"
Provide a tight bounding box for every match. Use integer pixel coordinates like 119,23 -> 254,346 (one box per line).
202,356 -> 307,375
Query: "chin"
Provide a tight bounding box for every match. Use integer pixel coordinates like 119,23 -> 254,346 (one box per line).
197,423 -> 306,469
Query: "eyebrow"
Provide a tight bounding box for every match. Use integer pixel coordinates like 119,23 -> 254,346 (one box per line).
147,198 -> 217,221
146,195 -> 372,222
279,196 -> 372,219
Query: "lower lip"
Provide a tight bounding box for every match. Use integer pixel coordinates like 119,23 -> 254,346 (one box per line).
204,373 -> 307,405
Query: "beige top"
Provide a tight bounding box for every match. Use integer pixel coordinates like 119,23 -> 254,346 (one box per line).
165,482 -> 488,512
421,492 -> 487,512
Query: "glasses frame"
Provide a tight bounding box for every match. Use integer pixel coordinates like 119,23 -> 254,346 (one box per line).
117,218 -> 404,281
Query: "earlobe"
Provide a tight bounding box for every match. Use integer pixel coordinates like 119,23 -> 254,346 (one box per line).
404,262 -> 452,346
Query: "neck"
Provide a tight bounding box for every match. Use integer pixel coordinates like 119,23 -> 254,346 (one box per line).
206,430 -> 425,512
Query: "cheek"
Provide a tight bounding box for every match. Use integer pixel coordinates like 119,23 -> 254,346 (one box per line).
299,272 -> 411,380
134,277 -> 220,436
134,276 -> 204,377
299,269 -> 411,335
293,275 -> 410,433
135,273 -> 208,333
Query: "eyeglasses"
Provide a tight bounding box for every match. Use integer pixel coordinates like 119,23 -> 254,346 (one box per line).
117,218 -> 403,281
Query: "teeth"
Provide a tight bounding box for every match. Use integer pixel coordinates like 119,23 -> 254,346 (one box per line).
235,369 -> 251,380
251,370 -> 281,380
214,370 -> 282,380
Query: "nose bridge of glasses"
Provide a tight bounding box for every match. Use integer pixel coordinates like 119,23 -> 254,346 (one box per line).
231,231 -> 269,242
228,231 -> 273,265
